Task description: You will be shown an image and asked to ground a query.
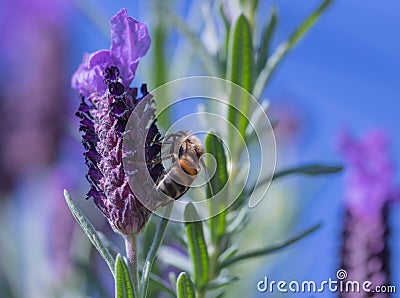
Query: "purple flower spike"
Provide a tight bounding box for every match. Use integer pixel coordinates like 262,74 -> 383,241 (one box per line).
76,67 -> 163,235
73,10 -> 162,235
338,130 -> 398,297
72,9 -> 151,97
338,130 -> 395,220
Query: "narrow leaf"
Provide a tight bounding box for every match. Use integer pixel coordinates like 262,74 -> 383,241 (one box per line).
226,14 -> 254,138
217,244 -> 239,265
253,0 -> 333,99
176,272 -> 196,298
152,4 -> 170,129
220,224 -> 321,268
256,5 -> 278,74
218,2 -> 231,64
185,203 -> 210,288
226,208 -> 249,234
205,133 -> 229,245
252,164 -> 343,191
64,189 -> 115,275
140,208 -> 170,298
273,164 -> 343,181
115,254 -> 134,298
240,0 -> 259,22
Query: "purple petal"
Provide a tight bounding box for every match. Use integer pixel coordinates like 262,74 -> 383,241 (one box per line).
110,8 -> 151,88
71,50 -> 113,96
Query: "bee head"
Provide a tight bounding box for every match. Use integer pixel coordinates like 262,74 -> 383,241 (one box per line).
178,135 -> 204,176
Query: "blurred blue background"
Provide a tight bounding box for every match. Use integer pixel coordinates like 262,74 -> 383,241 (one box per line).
0,0 -> 399,297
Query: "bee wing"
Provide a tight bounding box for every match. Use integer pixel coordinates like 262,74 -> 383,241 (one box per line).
123,93 -> 162,211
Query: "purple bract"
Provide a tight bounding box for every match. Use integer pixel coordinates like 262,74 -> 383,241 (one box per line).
71,8 -> 151,97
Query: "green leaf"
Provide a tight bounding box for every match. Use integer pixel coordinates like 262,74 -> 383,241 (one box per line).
185,203 -> 210,288
245,100 -> 271,144
253,0 -> 333,99
251,164 -> 343,192
205,133 -> 229,245
240,0 -> 259,22
218,2 -> 231,64
64,189 -> 115,276
217,244 -> 239,265
140,209 -> 170,298
226,14 -> 254,138
273,164 -> 343,181
176,272 -> 196,298
256,5 -> 278,75
151,2 -> 170,129
115,254 -> 134,298
220,224 -> 321,268
226,207 -> 249,234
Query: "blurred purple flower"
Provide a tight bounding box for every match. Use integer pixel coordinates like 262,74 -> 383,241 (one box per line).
338,130 -> 398,297
71,9 -> 151,97
0,0 -> 67,192
338,130 -> 397,219
73,10 -> 163,235
47,165 -> 76,280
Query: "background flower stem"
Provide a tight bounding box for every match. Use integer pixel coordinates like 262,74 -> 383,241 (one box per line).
125,233 -> 139,297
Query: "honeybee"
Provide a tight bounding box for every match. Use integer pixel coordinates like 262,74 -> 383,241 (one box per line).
154,131 -> 211,205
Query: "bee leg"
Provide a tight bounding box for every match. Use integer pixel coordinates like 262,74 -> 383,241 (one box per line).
153,140 -> 174,145
147,153 -> 177,166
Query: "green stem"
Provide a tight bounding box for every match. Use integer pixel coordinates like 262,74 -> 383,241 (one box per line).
125,233 -> 139,297
140,206 -> 171,298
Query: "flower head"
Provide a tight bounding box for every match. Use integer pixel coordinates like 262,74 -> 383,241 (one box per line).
73,10 -> 163,235
338,130 -> 398,295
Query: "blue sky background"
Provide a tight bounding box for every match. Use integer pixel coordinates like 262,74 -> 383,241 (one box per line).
67,0 -> 400,297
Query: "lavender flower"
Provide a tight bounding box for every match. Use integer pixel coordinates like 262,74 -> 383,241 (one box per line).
338,130 -> 398,297
0,0 -> 67,192
73,9 -> 163,235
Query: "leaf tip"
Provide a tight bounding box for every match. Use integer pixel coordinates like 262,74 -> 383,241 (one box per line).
63,189 -> 70,199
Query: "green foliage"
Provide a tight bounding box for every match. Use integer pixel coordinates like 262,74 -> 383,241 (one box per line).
115,254 -> 134,298
226,14 -> 254,138
64,190 -> 115,276
219,224 -> 322,268
176,273 -> 196,298
205,133 -> 228,245
140,213 -> 170,298
185,204 -> 210,293
256,5 -> 278,75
